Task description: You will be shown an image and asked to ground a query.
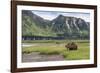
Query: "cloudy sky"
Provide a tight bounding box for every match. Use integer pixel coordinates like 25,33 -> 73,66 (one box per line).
32,10 -> 90,22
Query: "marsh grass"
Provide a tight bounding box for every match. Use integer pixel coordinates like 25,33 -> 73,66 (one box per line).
22,40 -> 89,43
22,40 -> 90,60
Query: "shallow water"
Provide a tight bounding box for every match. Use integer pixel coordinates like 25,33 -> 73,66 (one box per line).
22,52 -> 64,62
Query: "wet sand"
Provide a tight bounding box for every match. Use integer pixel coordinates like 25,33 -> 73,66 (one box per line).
22,52 -> 64,62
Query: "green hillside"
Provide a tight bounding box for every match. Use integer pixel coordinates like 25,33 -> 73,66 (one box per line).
22,15 -> 57,37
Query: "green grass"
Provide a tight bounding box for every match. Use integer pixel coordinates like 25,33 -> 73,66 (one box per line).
22,40 -> 90,60
22,40 -> 89,43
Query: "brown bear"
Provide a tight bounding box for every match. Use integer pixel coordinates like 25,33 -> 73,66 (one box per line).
65,42 -> 78,51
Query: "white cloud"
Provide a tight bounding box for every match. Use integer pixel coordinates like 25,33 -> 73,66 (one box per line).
32,10 -> 90,22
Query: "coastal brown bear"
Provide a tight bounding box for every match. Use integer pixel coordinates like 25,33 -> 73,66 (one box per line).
65,42 -> 78,51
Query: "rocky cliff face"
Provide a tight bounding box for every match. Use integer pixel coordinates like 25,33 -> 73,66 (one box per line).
22,10 -> 90,39
51,14 -> 89,33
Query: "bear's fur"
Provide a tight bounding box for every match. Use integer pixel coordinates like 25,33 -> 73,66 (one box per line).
65,42 -> 78,50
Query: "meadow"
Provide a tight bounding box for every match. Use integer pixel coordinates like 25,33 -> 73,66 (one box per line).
22,40 -> 90,60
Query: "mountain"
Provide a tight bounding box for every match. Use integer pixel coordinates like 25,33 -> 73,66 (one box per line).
22,10 -> 56,36
22,10 -> 90,39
